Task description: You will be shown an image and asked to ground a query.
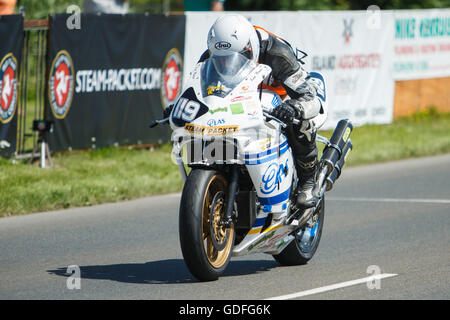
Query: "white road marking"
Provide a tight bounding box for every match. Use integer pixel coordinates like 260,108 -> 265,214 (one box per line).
265,273 -> 398,300
327,197 -> 450,204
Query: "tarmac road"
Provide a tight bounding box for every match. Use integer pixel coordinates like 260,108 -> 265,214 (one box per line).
1,154 -> 449,300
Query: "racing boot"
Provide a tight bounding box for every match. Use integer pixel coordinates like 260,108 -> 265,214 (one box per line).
295,158 -> 319,209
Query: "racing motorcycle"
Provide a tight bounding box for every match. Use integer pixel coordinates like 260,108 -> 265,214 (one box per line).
150,52 -> 353,281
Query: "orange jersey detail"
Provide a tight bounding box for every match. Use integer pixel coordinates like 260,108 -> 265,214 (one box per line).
260,83 -> 287,97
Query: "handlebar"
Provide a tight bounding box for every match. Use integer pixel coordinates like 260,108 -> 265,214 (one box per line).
263,111 -> 301,128
150,113 -> 300,129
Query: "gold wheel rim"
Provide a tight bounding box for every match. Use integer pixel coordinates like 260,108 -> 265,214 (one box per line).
201,174 -> 234,269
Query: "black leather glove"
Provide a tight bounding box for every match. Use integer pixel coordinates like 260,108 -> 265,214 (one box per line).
271,102 -> 296,125
162,104 -> 174,118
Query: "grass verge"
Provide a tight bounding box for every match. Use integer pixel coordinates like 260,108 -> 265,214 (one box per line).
1,108 -> 449,217
320,108 -> 450,166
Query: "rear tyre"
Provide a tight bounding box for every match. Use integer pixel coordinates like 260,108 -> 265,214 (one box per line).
273,197 -> 324,266
179,169 -> 235,281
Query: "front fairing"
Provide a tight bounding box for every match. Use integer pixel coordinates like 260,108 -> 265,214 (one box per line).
170,58 -> 272,140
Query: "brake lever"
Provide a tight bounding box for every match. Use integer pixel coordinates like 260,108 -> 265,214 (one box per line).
263,112 -> 287,128
149,117 -> 169,128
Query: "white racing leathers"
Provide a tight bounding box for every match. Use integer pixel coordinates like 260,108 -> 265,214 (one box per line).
283,68 -> 328,142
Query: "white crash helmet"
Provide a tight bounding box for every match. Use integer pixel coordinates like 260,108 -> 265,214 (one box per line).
207,14 -> 260,64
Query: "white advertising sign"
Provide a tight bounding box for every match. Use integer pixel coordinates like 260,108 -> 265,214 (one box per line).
289,11 -> 396,129
393,9 -> 450,80
184,11 -> 396,129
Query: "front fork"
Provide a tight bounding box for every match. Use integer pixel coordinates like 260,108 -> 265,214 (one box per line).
173,140 -> 238,228
222,164 -> 239,228
173,140 -> 187,182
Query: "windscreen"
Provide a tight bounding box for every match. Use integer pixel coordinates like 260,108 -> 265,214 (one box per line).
201,52 -> 256,98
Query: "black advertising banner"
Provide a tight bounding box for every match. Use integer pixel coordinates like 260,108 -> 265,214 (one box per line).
47,14 -> 185,151
0,14 -> 23,158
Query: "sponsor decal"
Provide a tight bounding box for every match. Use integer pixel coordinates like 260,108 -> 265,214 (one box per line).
312,54 -> 381,70
338,54 -> 381,69
354,109 -> 367,118
74,67 -> 162,93
184,123 -> 238,136
284,69 -> 306,88
171,88 -> 209,127
247,110 -> 259,119
258,231 -> 292,251
173,98 -> 201,122
206,125 -> 239,136
271,93 -> 282,107
395,17 -> 450,40
248,230 -> 276,252
343,127 -> 351,142
277,239 -> 285,249
214,41 -> 231,50
184,123 -> 205,134
259,138 -> 271,151
49,50 -> 75,119
334,75 -> 357,96
230,95 -> 251,102
312,55 -> 336,71
206,85 -> 224,95
393,61 -> 428,73
343,18 -> 354,44
260,160 -> 289,195
0,53 -> 18,124
245,100 -> 260,113
207,118 -> 225,127
332,110 -> 352,120
230,103 -> 244,115
209,106 -> 227,114
161,48 -> 183,109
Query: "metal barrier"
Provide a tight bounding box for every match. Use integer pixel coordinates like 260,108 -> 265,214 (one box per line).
15,19 -> 48,160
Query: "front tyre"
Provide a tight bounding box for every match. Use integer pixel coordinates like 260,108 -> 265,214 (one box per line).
273,198 -> 325,266
179,169 -> 235,281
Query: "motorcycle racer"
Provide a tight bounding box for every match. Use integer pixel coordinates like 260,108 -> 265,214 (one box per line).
205,14 -> 328,209
165,14 -> 328,209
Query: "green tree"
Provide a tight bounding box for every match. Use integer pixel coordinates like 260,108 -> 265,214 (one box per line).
16,0 -> 83,19
15,0 -> 450,18
225,0 -> 449,10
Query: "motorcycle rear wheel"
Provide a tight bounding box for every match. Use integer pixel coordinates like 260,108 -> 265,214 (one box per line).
179,169 -> 235,281
273,198 -> 325,266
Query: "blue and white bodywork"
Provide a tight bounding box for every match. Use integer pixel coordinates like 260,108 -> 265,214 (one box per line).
170,52 -> 320,256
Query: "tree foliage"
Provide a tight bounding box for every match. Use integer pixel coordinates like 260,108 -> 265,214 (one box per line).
225,0 -> 449,10
14,0 -> 450,19
16,0 -> 83,19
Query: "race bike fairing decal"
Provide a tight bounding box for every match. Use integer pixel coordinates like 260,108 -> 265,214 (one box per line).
170,87 -> 209,127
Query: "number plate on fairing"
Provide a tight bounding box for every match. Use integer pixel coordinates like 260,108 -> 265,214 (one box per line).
170,87 -> 209,127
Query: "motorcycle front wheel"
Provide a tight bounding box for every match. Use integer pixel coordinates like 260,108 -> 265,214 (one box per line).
273,197 -> 325,266
179,169 -> 235,281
